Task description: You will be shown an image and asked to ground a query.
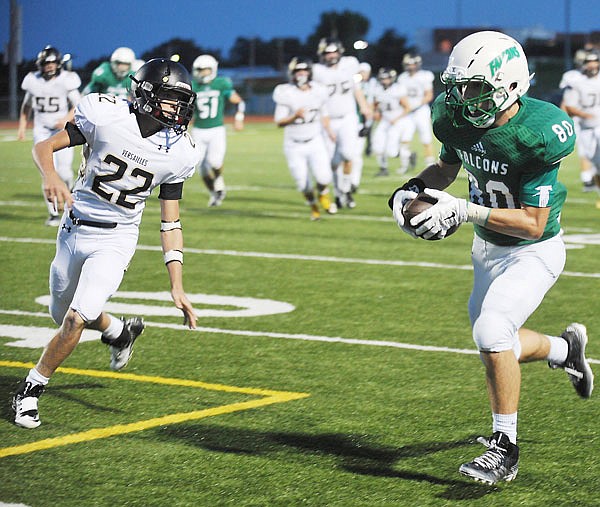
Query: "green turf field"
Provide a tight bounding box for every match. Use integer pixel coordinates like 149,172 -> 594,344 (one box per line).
0,122 -> 599,506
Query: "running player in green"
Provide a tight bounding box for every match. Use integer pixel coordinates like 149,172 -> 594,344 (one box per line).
190,54 -> 245,207
83,47 -> 136,99
389,31 -> 593,485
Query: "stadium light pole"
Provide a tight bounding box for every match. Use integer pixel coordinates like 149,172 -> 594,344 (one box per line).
7,0 -> 22,120
564,0 -> 571,71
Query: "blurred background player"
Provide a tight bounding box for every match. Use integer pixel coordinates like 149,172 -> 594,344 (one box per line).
190,54 -> 245,207
83,46 -> 136,99
371,67 -> 412,177
312,38 -> 372,209
562,50 -> 600,192
17,45 -> 81,226
352,62 -> 376,190
396,53 -> 435,173
273,57 -> 337,221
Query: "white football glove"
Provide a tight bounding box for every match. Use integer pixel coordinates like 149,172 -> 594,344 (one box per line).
411,188 -> 468,240
391,188 -> 418,238
388,178 -> 426,239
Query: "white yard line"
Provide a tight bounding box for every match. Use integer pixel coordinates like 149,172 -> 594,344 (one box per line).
1,236 -> 599,277
1,309 -> 598,365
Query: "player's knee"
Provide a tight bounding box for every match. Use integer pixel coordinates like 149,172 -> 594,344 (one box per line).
60,308 -> 86,336
472,311 -> 516,352
49,296 -> 70,326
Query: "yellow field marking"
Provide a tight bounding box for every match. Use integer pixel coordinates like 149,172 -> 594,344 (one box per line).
0,360 -> 309,459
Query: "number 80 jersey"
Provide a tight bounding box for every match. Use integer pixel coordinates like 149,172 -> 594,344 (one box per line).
72,93 -> 201,227
432,94 -> 576,246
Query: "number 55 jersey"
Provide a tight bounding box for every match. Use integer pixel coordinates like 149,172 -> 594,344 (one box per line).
72,93 -> 202,226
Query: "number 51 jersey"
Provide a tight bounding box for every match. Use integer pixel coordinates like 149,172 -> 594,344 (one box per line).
72,93 -> 202,227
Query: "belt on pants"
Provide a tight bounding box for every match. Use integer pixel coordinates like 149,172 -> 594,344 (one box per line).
69,210 -> 117,229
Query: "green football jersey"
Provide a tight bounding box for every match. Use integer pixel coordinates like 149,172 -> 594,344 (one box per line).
432,94 -> 575,246
83,62 -> 130,98
192,77 -> 235,128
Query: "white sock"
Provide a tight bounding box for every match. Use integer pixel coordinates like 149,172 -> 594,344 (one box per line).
340,174 -> 352,193
546,334 -> 569,365
581,168 -> 595,184
493,412 -> 517,444
213,175 -> 225,192
26,367 -> 50,386
103,315 -> 125,340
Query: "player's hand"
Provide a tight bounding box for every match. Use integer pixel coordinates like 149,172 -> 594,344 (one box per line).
388,178 -> 426,238
411,188 -> 468,240
233,119 -> 244,132
295,108 -> 306,120
391,188 -> 418,238
360,104 -> 373,121
43,172 -> 73,212
171,289 -> 197,329
17,128 -> 26,141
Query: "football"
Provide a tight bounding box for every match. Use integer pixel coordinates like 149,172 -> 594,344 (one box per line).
402,192 -> 459,240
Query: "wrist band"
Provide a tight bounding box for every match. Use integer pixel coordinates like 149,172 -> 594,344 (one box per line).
466,202 -> 491,227
160,220 -> 181,232
234,112 -> 245,121
164,249 -> 183,265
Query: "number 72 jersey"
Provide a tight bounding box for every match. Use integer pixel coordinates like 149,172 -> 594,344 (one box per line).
432,93 -> 575,246
72,93 -> 201,226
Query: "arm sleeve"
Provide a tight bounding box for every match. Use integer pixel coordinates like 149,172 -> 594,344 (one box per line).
65,121 -> 87,146
159,181 -> 184,200
439,144 -> 461,165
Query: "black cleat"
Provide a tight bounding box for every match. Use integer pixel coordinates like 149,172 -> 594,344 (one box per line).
459,432 -> 519,484
549,323 -> 594,399
12,381 -> 45,429
102,317 -> 145,370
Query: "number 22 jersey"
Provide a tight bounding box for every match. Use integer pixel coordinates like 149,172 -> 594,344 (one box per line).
72,93 -> 202,226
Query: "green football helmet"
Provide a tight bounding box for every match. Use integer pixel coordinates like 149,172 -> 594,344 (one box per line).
441,31 -> 532,128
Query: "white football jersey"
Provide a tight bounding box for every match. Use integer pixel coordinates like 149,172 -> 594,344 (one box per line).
21,70 -> 81,129
396,69 -> 434,110
273,82 -> 329,141
559,69 -> 584,90
374,82 -> 409,122
563,74 -> 600,128
72,93 -> 201,226
312,56 -> 360,118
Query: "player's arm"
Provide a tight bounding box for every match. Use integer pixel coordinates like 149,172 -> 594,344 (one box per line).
229,91 -> 245,131
391,96 -> 413,124
159,188 -> 197,329
394,160 -> 551,241
354,86 -> 372,120
274,103 -> 304,127
31,120 -> 86,211
17,92 -> 33,141
562,88 -> 594,120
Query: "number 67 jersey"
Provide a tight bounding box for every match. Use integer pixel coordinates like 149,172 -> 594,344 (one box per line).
71,93 -> 202,226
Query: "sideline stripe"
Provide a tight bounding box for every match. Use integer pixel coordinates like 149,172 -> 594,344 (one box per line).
3,235 -> 600,277
0,360 -> 308,459
1,309 -> 598,364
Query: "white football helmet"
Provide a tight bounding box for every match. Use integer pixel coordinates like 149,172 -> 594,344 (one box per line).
441,31 -> 531,128
402,53 -> 422,73
192,54 -> 218,84
110,47 -> 135,79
